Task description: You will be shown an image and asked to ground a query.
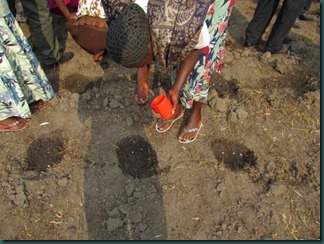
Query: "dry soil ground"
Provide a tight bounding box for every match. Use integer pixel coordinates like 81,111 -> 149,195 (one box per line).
0,1 -> 321,240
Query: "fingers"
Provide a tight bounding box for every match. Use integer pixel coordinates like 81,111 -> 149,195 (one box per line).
168,90 -> 179,114
172,103 -> 178,114
134,93 -> 148,105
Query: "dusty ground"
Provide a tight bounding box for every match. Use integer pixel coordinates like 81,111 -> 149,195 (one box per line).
0,1 -> 320,240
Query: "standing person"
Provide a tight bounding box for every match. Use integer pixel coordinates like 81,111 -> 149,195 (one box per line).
49,0 -> 78,20
298,0 -> 318,21
20,0 -> 74,69
105,0 -> 235,143
0,0 -> 54,131
49,0 -> 78,56
245,0 -> 308,54
293,0 -> 319,29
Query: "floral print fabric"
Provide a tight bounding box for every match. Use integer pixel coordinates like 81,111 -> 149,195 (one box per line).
101,0 -> 134,23
149,0 -> 235,109
100,0 -> 235,109
148,0 -> 214,68
77,0 -> 106,19
0,10 -> 54,120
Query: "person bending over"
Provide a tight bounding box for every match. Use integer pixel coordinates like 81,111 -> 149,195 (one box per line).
67,0 -> 108,62
105,0 -> 235,143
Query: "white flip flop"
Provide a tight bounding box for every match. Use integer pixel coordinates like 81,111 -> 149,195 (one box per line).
178,123 -> 203,143
155,112 -> 184,133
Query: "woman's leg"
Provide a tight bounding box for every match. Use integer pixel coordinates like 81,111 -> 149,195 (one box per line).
155,48 -> 201,132
177,0 -> 235,142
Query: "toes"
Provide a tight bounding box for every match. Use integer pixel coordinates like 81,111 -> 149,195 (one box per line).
156,118 -> 167,130
179,133 -> 191,142
0,117 -> 30,131
178,124 -> 202,143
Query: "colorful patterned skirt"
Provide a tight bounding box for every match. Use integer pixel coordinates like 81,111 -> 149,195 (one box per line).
150,0 -> 235,109
0,11 -> 54,120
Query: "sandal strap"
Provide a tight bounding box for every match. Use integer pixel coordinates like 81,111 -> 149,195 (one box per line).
155,111 -> 184,133
0,117 -> 29,131
159,118 -> 176,125
158,112 -> 184,126
183,127 -> 199,133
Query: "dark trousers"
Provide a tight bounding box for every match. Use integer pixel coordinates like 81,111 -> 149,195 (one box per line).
6,0 -> 16,17
300,0 -> 312,16
20,0 -> 62,66
245,0 -> 307,53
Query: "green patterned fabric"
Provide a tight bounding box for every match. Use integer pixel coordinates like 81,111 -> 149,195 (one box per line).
0,2 -> 54,120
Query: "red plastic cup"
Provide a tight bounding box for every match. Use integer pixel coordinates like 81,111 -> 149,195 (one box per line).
150,94 -> 173,119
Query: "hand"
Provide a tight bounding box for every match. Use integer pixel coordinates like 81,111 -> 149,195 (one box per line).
72,16 -> 95,26
67,13 -> 77,20
72,17 -> 85,26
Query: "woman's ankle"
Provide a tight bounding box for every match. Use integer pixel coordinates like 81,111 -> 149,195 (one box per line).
187,101 -> 202,126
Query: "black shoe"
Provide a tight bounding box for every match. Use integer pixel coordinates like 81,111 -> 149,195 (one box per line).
244,41 -> 255,47
255,40 -> 267,52
268,44 -> 292,55
43,52 -> 74,70
58,52 -> 74,64
299,13 -> 318,21
293,19 -> 302,29
283,36 -> 293,44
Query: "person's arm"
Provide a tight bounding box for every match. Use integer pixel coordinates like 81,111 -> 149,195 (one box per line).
54,0 -> 76,19
169,49 -> 202,113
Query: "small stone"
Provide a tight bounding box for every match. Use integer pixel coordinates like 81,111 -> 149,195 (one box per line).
106,218 -> 124,232
119,204 -> 129,214
237,225 -> 243,234
228,110 -> 238,123
236,108 -> 248,121
103,97 -> 109,107
126,117 -> 133,126
114,95 -> 123,101
109,99 -> 121,108
58,177 -> 69,187
221,223 -> 227,231
216,183 -> 226,192
109,208 -> 120,218
129,212 -> 142,224
81,91 -> 91,101
216,230 -> 223,236
138,223 -> 147,232
125,183 -> 135,197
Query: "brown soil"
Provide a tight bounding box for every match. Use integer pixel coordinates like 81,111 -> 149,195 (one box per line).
0,1 -> 320,240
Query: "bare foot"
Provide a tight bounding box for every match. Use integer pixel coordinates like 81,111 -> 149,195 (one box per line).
29,100 -> 47,114
178,121 -> 202,143
178,102 -> 202,143
93,51 -> 105,62
0,117 -> 30,131
155,104 -> 184,132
